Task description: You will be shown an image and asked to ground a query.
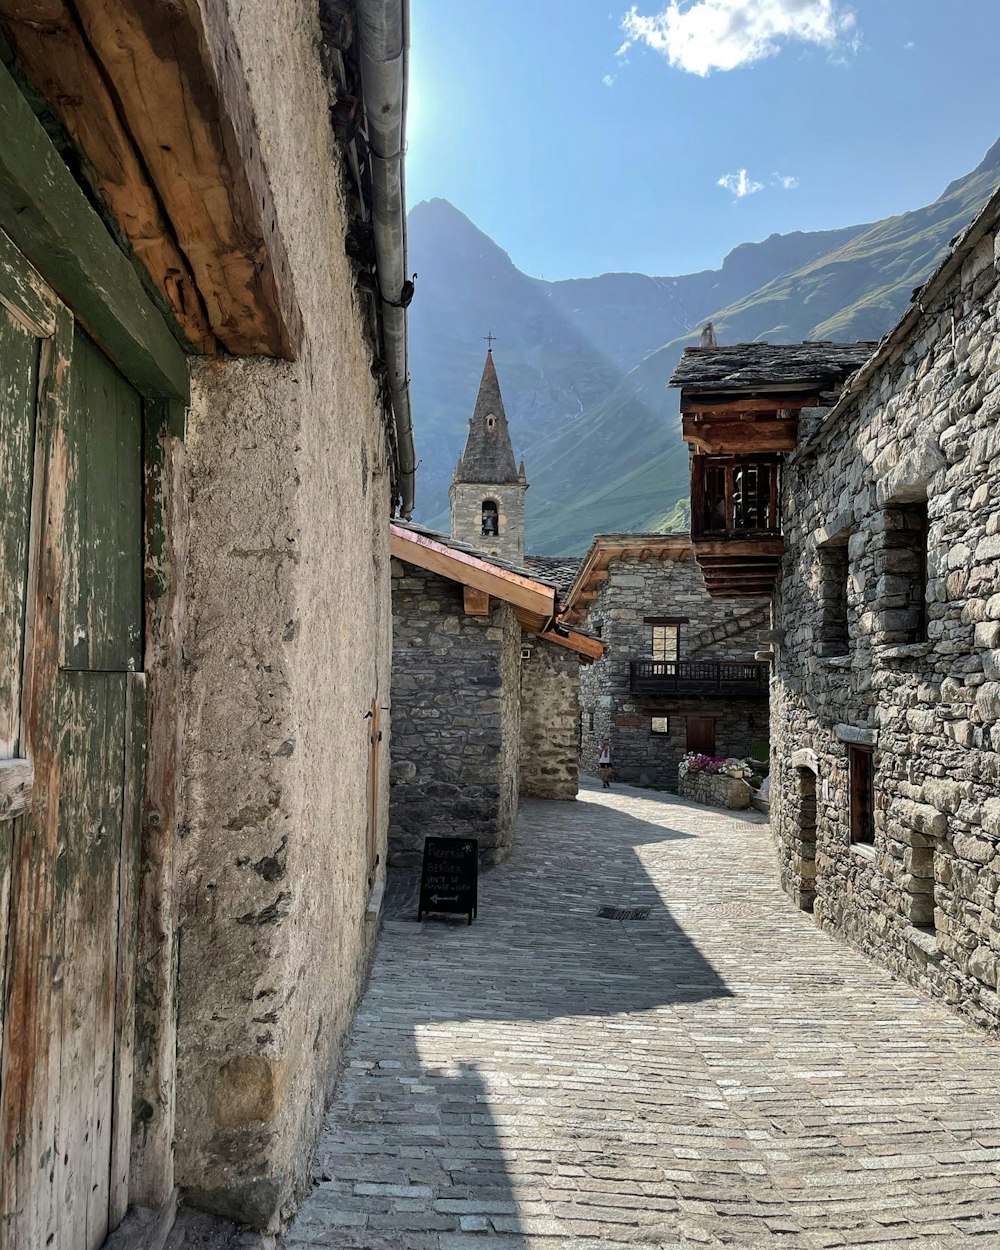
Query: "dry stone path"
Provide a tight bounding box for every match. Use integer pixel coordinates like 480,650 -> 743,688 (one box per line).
284,783 -> 1000,1249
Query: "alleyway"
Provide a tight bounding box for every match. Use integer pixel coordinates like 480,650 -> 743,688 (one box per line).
285,785 -> 1000,1250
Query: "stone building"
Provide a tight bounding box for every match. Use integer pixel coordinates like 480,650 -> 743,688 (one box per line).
562,536 -> 771,787
0,1 -> 412,1241
450,348 -> 528,561
672,180 -> 1000,1034
389,523 -> 599,864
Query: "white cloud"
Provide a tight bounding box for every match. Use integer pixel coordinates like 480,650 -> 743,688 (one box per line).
618,0 -> 856,76
718,169 -> 764,198
602,72 -> 617,86
773,172 -> 799,189
903,40 -> 915,50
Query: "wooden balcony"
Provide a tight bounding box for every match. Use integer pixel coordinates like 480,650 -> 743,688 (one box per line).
630,659 -> 770,698
690,454 -> 783,598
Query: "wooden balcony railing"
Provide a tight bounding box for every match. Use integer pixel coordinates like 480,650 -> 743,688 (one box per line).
630,659 -> 770,698
691,454 -> 781,540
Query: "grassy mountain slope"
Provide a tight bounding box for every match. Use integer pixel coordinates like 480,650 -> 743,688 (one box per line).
526,140 -> 1000,552
409,141 -> 1000,552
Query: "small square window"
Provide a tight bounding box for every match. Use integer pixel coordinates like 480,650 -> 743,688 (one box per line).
651,716 -> 670,735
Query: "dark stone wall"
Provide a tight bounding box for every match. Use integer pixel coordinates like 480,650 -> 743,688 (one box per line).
389,561 -> 520,865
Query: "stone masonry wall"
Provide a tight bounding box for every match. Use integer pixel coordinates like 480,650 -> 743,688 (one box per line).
389,563 -> 520,866
679,770 -> 753,811
175,0 -> 391,1226
579,553 -> 770,787
520,641 -> 581,799
771,205 -> 1000,1035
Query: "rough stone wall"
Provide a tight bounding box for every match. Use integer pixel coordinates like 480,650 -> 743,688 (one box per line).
450,479 -> 527,561
389,562 -> 520,865
578,554 -> 770,787
678,770 -> 753,811
174,0 -> 390,1228
771,211 -> 1000,1034
519,642 -> 581,799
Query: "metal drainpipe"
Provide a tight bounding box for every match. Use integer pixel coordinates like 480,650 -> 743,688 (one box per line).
356,0 -> 416,517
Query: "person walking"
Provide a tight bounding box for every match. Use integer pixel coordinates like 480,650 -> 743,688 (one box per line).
598,737 -> 613,788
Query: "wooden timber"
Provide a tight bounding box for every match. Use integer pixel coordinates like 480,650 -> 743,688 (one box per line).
1,0 -> 301,358
0,63 -> 190,398
463,586 -> 491,616
0,759 -> 33,820
683,416 -> 799,455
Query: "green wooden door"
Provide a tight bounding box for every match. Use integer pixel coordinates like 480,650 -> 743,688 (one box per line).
0,232 -> 144,1250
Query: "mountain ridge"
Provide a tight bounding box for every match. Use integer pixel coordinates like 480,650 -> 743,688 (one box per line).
408,140 -> 1000,553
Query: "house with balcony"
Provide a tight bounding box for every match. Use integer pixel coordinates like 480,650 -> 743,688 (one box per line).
669,184 -> 1000,1038
672,342 -> 876,598
561,535 -> 771,787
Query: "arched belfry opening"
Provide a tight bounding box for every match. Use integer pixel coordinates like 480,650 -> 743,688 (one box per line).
482,499 -> 499,537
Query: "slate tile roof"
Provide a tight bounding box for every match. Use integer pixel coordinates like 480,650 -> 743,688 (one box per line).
523,554 -> 584,596
670,341 -> 878,391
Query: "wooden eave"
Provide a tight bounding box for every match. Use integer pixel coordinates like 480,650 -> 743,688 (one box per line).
561,533 -> 692,623
1,0 -> 302,358
390,524 -> 556,618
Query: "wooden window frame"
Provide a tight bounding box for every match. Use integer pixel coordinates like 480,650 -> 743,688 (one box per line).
648,621 -> 682,662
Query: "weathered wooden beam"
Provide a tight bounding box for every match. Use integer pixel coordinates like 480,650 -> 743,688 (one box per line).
693,539 -> 785,558
0,758 -> 33,820
1,0 -> 216,351
0,59 -> 190,398
534,627 -> 604,661
680,394 -> 819,414
682,416 -> 799,454
390,525 -> 555,618
463,585 -> 491,616
67,0 -> 302,358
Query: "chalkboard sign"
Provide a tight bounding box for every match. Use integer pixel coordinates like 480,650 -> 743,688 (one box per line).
418,837 -> 478,924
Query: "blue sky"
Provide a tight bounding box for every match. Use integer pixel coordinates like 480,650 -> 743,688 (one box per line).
406,1 -> 1000,279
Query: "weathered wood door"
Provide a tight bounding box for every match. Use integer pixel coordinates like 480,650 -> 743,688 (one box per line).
0,230 -> 144,1249
685,716 -> 716,756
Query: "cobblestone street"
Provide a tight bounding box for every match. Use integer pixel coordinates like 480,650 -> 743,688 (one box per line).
285,784 -> 1000,1250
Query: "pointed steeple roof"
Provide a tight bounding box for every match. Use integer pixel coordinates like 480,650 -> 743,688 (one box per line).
454,351 -> 520,485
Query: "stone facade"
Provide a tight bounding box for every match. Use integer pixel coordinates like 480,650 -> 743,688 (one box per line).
578,549 -> 770,787
519,640 -> 581,799
172,0 -> 393,1226
389,562 -> 521,865
679,769 -> 753,810
771,187 -> 1000,1034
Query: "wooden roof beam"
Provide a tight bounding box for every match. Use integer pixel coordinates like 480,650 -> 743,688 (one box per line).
2,0 -> 302,357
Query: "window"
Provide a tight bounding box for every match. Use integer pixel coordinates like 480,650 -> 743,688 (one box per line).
481,499 -> 499,537
817,533 -> 850,657
651,716 -> 670,735
587,710 -> 594,731
883,500 -> 928,644
848,745 -> 874,845
486,414 -> 496,431
648,621 -> 681,661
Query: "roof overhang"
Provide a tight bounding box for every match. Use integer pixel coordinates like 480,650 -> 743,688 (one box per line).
390,524 -> 603,661
561,534 -> 692,625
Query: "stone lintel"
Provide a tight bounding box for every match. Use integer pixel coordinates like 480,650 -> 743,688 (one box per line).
835,723 -> 875,746
791,748 -> 819,773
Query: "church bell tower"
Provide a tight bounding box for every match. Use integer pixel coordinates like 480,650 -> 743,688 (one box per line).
450,346 -> 528,560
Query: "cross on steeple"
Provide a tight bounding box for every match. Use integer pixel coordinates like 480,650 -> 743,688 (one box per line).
483,330 -> 496,351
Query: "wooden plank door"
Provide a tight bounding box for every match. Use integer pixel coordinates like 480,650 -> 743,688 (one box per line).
685,716 -> 716,756
0,232 -> 144,1250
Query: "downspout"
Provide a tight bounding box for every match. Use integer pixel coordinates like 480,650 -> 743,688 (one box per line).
356,0 -> 415,517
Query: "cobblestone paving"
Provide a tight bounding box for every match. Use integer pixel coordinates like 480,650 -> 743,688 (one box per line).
285,783 -> 1000,1249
